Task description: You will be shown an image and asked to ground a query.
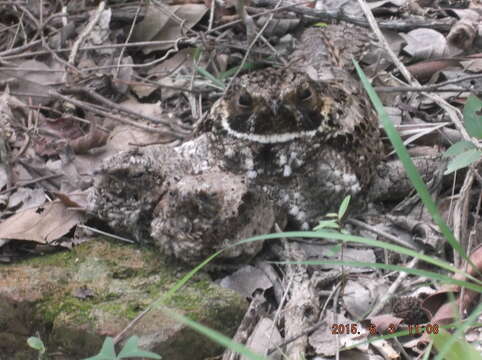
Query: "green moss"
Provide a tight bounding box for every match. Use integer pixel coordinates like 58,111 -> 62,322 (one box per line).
1,237 -> 248,358
37,295 -> 95,325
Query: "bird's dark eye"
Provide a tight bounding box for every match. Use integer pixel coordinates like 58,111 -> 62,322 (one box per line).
238,92 -> 252,107
298,87 -> 312,101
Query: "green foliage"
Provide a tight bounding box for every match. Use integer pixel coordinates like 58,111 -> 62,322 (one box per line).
432,330 -> 482,360
313,195 -> 351,232
353,62 -> 481,359
27,336 -> 46,359
433,302 -> 482,360
164,309 -> 266,360
462,95 -> 482,138
312,22 -> 328,27
353,60 -> 468,264
444,148 -> 482,174
196,67 -> 225,89
83,336 -> 161,360
442,95 -> 482,174
193,48 -> 259,88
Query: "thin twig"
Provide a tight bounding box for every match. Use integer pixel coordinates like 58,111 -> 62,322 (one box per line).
0,173 -> 62,195
368,256 -> 420,317
78,225 -> 135,244
49,89 -> 182,139
114,3 -> 142,78
224,0 -> 283,95
68,1 -> 105,66
375,74 -> 482,93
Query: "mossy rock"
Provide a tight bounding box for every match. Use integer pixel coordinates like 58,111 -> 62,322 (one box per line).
0,239 -> 247,360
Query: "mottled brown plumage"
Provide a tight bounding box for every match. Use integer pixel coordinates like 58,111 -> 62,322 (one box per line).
91,24 -> 387,264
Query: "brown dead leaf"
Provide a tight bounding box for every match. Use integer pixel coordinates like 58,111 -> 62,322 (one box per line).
416,245 -> 482,346
33,116 -> 84,157
400,28 -> 461,60
69,126 -> 108,154
55,192 -> 89,209
7,188 -> 45,212
406,59 -> 461,81
131,4 -> 207,53
255,17 -> 300,37
0,60 -> 64,106
242,318 -> 282,360
461,54 -> 482,72
219,265 -> 273,297
0,200 -> 84,244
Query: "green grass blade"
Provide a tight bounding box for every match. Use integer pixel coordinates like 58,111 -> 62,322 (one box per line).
196,67 -> 225,89
353,61 -> 469,265
433,302 -> 482,360
227,231 -> 482,285
277,259 -> 482,293
163,309 -> 267,360
153,249 -> 224,307
219,62 -> 258,79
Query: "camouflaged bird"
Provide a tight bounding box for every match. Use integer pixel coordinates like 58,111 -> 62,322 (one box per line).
90,24 -> 405,264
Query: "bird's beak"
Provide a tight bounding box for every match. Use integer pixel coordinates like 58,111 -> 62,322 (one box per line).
271,100 -> 281,115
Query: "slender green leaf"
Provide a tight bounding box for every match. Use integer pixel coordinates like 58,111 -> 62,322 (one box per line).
218,62 -> 257,80
192,47 -> 202,61
313,220 -> 339,230
195,67 -> 225,89
338,195 -> 351,220
27,337 -> 45,353
463,95 -> 482,139
432,329 -> 482,360
153,248 -> 224,307
434,302 -> 482,360
327,244 -> 342,255
229,231 -> 482,286
444,149 -> 482,175
278,259 -> 482,293
421,341 -> 433,360
443,140 -> 476,158
353,61 -> 469,266
164,309 -> 266,360
118,350 -> 161,359
312,22 -> 328,27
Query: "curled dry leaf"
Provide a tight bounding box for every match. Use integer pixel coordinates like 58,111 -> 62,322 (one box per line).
447,18 -> 478,50
242,318 -> 282,360
400,28 -> 461,60
131,4 -> 208,53
0,60 -> 64,106
218,265 -> 273,298
0,200 -> 84,244
255,16 -> 300,37
417,244 -> 482,346
406,58 -> 461,81
69,126 -> 108,154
